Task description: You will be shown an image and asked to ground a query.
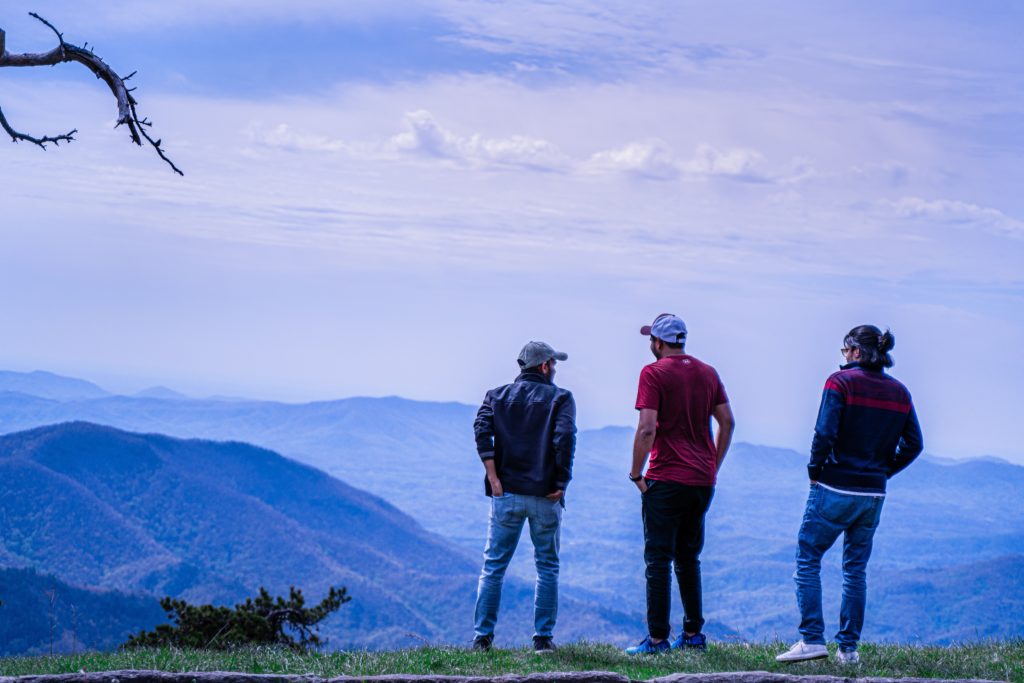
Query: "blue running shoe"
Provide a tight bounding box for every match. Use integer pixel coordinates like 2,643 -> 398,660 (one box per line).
625,635 -> 671,655
670,632 -> 707,651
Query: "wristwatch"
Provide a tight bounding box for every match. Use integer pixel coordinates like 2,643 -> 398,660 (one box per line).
628,473 -> 643,482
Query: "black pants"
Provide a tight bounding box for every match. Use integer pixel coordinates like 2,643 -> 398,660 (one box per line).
641,479 -> 714,639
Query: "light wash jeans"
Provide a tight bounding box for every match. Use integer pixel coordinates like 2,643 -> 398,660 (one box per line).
795,483 -> 884,651
474,492 -> 562,638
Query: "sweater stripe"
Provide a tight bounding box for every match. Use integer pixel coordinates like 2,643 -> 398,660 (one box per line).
845,395 -> 912,413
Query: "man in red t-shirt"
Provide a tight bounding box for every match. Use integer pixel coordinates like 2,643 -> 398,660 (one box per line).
625,313 -> 735,655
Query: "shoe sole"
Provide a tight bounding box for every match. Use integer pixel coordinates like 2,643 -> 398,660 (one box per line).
776,652 -> 829,663
534,649 -> 556,655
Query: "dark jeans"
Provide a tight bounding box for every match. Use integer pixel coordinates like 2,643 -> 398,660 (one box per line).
641,480 -> 714,639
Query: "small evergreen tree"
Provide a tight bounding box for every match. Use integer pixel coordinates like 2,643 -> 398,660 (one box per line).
123,586 -> 349,650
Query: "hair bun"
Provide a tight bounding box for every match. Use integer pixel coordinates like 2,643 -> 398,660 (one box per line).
879,330 -> 895,353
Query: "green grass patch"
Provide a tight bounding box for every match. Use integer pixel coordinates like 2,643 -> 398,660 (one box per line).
1,642 -> 1021,681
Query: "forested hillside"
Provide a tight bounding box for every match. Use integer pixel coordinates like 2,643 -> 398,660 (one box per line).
0,422 -> 641,653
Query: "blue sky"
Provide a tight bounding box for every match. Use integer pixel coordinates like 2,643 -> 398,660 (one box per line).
1,1 -> 1022,462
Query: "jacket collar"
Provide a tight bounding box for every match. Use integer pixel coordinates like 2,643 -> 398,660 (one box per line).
516,369 -> 551,384
841,361 -> 884,373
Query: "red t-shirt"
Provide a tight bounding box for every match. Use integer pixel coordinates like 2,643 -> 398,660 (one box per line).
635,354 -> 729,486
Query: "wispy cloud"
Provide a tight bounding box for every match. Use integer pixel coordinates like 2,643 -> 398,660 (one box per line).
681,143 -> 768,181
883,197 -> 1024,239
0,0 -> 431,32
435,1 -> 761,73
588,141 -> 773,182
247,123 -> 351,153
388,110 -> 571,171
850,161 -> 911,187
587,141 -> 680,180
249,112 -> 785,183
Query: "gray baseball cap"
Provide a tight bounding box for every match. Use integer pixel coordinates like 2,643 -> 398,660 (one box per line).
641,313 -> 687,344
517,341 -> 568,369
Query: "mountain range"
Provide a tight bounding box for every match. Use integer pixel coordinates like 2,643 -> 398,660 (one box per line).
0,421 -> 639,652
0,371 -> 109,401
1,369 -> 1022,648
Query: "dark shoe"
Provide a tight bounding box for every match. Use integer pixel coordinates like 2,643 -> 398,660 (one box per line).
533,636 -> 557,654
671,632 -> 707,650
625,635 -> 671,655
472,634 -> 493,652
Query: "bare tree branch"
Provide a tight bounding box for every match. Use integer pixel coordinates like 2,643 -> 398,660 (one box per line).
0,105 -> 76,148
0,13 -> 183,175
26,12 -> 65,52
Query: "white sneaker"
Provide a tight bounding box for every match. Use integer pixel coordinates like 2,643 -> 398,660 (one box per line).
836,649 -> 860,665
775,640 -> 829,662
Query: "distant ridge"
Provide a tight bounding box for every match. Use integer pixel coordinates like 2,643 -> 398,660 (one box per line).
923,453 -> 1012,466
133,386 -> 191,400
0,370 -> 109,401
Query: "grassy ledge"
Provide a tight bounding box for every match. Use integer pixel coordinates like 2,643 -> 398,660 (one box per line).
0,642 -> 1021,682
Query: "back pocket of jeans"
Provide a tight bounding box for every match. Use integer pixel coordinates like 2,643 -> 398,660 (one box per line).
814,488 -> 861,524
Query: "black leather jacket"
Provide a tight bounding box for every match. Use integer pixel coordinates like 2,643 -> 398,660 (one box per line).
474,369 -> 577,499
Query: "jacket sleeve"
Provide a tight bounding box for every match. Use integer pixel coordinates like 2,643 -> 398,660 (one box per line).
552,392 -> 577,491
888,404 -> 923,477
809,379 -> 844,481
474,392 -> 496,460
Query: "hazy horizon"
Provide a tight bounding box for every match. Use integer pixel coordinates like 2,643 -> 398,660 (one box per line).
2,365 -> 1019,467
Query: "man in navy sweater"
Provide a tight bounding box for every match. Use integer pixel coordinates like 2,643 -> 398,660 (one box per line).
777,325 -> 923,665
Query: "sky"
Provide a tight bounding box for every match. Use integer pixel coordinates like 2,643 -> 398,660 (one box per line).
1,1 -> 1022,462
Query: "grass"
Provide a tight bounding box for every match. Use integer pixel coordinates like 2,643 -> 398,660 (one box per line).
0,642 -> 1021,681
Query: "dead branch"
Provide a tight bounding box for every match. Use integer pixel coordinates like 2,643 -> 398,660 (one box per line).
0,13 -> 183,175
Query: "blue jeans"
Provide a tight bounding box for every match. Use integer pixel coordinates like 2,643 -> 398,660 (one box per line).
474,492 -> 562,638
795,483 -> 884,651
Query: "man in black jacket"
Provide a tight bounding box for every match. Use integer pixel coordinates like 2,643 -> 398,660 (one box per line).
472,341 -> 577,655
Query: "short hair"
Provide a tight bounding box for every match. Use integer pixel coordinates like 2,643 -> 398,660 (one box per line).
652,336 -> 684,350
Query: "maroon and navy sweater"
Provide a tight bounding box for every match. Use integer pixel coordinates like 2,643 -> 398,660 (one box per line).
809,362 -> 923,494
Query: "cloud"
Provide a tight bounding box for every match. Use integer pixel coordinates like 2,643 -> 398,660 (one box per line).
680,143 -> 768,181
434,1 -> 762,74
587,141 -> 679,180
884,197 -> 1024,239
248,123 -> 350,153
851,161 -> 911,186
247,111 -> 783,184
587,141 -> 771,182
245,111 -> 573,171
2,0 -> 430,33
389,110 -> 571,171
777,157 -> 818,185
